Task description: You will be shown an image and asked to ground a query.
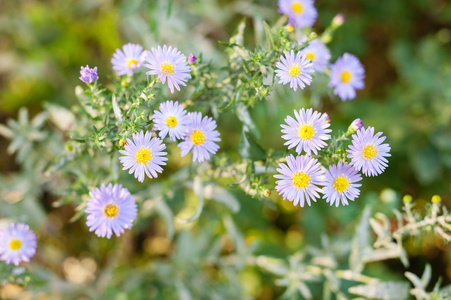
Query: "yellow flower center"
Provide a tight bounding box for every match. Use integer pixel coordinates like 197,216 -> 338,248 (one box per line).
292,172 -> 311,190
191,130 -> 206,146
135,147 -> 154,165
291,2 -> 303,14
362,144 -> 378,160
128,59 -> 138,69
160,62 -> 175,75
306,53 -> 315,61
340,71 -> 352,83
9,239 -> 22,251
298,124 -> 315,140
166,116 -> 178,128
333,175 -> 349,193
104,203 -> 120,219
289,64 -> 301,77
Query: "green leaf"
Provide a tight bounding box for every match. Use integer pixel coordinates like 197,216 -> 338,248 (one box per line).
239,127 -> 266,160
263,21 -> 275,49
178,177 -> 204,224
349,281 -> 409,300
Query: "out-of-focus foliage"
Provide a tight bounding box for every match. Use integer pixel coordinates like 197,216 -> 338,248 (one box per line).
1,0 -> 451,299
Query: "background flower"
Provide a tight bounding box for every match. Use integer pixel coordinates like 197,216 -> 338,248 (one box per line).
111,43 -> 145,76
85,184 -> 138,239
328,53 -> 365,101
0,223 -> 37,266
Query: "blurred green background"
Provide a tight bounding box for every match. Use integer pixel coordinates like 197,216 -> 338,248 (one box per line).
1,0 -> 451,299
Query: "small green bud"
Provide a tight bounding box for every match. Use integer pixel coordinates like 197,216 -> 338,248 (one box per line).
121,80 -> 129,87
65,144 -> 73,151
403,195 -> 413,204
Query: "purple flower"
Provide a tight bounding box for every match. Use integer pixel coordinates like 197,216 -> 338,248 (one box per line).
144,45 -> 192,93
111,43 -> 146,76
0,223 -> 37,266
278,0 -> 317,29
188,53 -> 197,64
85,184 -> 138,239
281,108 -> 332,155
79,65 -> 99,84
153,100 -> 190,141
119,131 -> 168,182
275,50 -> 315,91
328,53 -> 365,101
178,112 -> 221,163
274,154 -> 325,207
299,39 -> 331,73
323,161 -> 362,207
347,127 -> 391,176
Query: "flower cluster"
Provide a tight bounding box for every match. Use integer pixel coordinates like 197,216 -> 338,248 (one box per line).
276,1 -> 366,101
82,43 -> 192,95
275,109 -> 390,207
119,101 -> 221,184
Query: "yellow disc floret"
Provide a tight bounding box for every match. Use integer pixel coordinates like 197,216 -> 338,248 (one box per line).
9,239 -> 22,251
298,124 -> 315,140
289,64 -> 301,77
362,144 -> 378,160
340,71 -> 352,83
333,175 -> 349,193
191,130 -> 206,146
135,147 -> 154,165
291,2 -> 303,14
160,62 -> 176,75
166,116 -> 178,128
104,203 -> 120,219
306,53 -> 315,61
292,172 -> 311,190
128,59 -> 138,69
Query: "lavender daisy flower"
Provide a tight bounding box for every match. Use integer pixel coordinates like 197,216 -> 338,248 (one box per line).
274,154 -> 325,207
347,127 -> 391,176
278,0 -> 317,29
281,108 -> 332,155
119,131 -> 168,182
178,112 -> 221,163
275,50 -> 314,91
111,43 -> 145,76
85,183 -> 138,239
144,45 -> 192,93
79,65 -> 99,84
323,161 -> 362,207
299,39 -> 331,73
0,223 -> 37,266
153,100 -> 190,141
328,53 -> 365,101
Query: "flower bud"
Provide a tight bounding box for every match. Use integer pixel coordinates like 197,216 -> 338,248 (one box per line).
403,195 -> 412,204
323,113 -> 331,123
119,139 -> 127,147
332,14 -> 346,27
285,24 -> 294,33
347,118 -> 364,134
432,195 -> 441,204
263,189 -> 271,197
188,54 -> 197,64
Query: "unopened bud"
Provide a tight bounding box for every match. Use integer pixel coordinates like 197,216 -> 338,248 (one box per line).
264,189 -> 271,197
119,139 -> 127,147
332,14 -> 346,27
121,80 -> 129,87
403,195 -> 412,204
323,113 -> 331,123
347,118 -> 364,134
188,53 -> 197,64
432,195 -> 441,204
285,24 -> 294,33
